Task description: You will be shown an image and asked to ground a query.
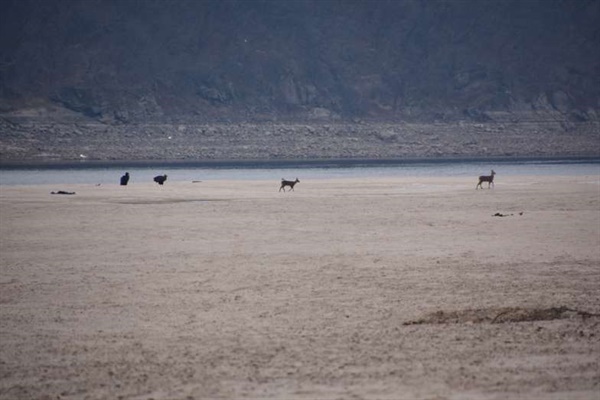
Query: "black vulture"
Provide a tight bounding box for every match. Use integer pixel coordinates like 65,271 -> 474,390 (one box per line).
154,174 -> 168,185
120,172 -> 130,186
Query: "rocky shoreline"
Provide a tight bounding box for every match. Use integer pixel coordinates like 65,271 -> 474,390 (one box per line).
1,117 -> 599,164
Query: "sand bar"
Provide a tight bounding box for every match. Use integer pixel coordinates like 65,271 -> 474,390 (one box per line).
1,175 -> 599,399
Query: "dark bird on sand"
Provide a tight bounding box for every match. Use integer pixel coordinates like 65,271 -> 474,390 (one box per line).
154,174 -> 168,185
120,172 -> 130,186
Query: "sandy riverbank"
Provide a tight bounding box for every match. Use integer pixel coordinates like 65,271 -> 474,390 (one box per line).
1,175 -> 599,399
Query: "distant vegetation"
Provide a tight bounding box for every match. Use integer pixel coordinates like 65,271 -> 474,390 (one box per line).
1,0 -> 598,123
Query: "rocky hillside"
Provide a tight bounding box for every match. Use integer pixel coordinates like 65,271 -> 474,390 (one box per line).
0,0 -> 599,162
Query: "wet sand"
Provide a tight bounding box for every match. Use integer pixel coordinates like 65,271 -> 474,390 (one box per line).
1,175 -> 599,399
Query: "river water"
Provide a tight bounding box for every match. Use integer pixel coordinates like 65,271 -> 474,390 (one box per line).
0,158 -> 598,186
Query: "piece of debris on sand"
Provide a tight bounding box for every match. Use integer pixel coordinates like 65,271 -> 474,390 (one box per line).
493,212 -> 524,217
51,191 -> 76,195
403,306 -> 599,325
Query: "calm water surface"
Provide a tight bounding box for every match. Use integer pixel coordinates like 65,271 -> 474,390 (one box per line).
0,158 -> 598,186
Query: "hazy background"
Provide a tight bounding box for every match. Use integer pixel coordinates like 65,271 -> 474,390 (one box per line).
0,0 -> 598,162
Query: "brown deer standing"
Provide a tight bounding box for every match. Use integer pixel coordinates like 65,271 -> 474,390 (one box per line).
476,170 -> 496,189
279,178 -> 300,192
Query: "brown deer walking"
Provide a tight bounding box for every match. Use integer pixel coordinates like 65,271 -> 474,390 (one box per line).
279,178 -> 300,192
476,170 -> 496,189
